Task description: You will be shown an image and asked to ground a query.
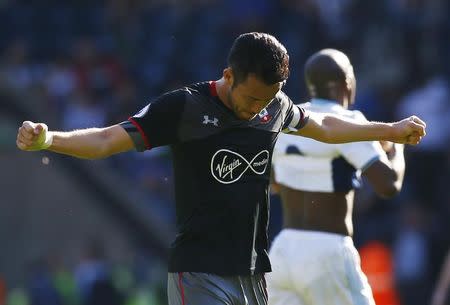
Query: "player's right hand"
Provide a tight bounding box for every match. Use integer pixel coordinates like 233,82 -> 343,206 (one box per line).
391,116 -> 426,145
16,121 -> 53,151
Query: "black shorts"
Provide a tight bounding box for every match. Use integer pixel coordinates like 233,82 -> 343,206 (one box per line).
168,272 -> 268,305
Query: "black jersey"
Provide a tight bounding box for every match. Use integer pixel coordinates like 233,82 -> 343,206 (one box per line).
120,81 -> 308,275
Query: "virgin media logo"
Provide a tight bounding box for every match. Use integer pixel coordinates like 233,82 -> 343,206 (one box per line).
211,149 -> 269,184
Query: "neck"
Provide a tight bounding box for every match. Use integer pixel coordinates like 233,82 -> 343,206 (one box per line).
215,78 -> 233,110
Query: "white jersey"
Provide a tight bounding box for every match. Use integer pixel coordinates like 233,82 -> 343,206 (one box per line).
273,99 -> 388,193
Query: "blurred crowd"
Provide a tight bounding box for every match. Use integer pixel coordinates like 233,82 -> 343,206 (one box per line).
0,0 -> 449,305
2,240 -> 168,305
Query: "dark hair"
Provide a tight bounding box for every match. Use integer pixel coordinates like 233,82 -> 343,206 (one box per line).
227,32 -> 289,86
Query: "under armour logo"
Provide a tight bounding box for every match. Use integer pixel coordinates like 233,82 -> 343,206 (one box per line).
203,115 -> 219,126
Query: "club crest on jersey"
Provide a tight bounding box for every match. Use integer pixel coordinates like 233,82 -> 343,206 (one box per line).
203,115 -> 219,127
258,108 -> 272,124
211,149 -> 269,184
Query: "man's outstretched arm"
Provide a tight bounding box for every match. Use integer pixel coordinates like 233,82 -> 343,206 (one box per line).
16,121 -> 134,159
294,112 -> 426,145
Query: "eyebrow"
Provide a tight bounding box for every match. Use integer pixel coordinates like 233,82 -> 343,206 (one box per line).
246,93 -> 277,101
246,95 -> 261,101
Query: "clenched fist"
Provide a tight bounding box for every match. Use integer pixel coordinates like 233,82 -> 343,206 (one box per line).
390,116 -> 426,145
16,121 -> 53,151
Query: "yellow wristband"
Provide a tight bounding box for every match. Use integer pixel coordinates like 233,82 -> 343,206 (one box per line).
27,124 -> 53,151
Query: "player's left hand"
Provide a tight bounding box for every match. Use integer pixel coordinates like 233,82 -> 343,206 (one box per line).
391,116 -> 426,145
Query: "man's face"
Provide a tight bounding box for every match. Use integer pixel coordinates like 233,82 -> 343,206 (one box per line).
227,73 -> 283,121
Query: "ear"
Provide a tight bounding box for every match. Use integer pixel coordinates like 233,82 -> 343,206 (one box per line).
345,66 -> 356,91
346,77 -> 355,94
345,70 -> 356,105
223,67 -> 234,87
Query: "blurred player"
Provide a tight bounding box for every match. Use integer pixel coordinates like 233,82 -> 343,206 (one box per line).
431,249 -> 450,305
16,33 -> 425,305
268,49 -> 406,305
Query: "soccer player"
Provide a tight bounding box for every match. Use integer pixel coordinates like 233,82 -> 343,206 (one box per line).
267,49 -> 406,305
16,33 -> 425,305
431,249 -> 450,305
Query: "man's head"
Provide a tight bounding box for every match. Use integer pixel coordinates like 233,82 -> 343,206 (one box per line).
304,49 -> 356,108
222,32 -> 289,120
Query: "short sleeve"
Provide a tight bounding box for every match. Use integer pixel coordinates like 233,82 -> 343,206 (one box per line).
337,140 -> 388,172
336,110 -> 388,171
279,93 -> 309,131
120,89 -> 186,151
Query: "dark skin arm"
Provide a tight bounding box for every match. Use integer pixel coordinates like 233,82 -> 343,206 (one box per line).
362,143 -> 405,198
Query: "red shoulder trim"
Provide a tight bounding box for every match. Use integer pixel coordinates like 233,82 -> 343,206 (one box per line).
209,81 -> 218,97
128,117 -> 151,150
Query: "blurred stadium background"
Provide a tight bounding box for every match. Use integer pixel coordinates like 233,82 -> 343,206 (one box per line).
0,1 -> 449,305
